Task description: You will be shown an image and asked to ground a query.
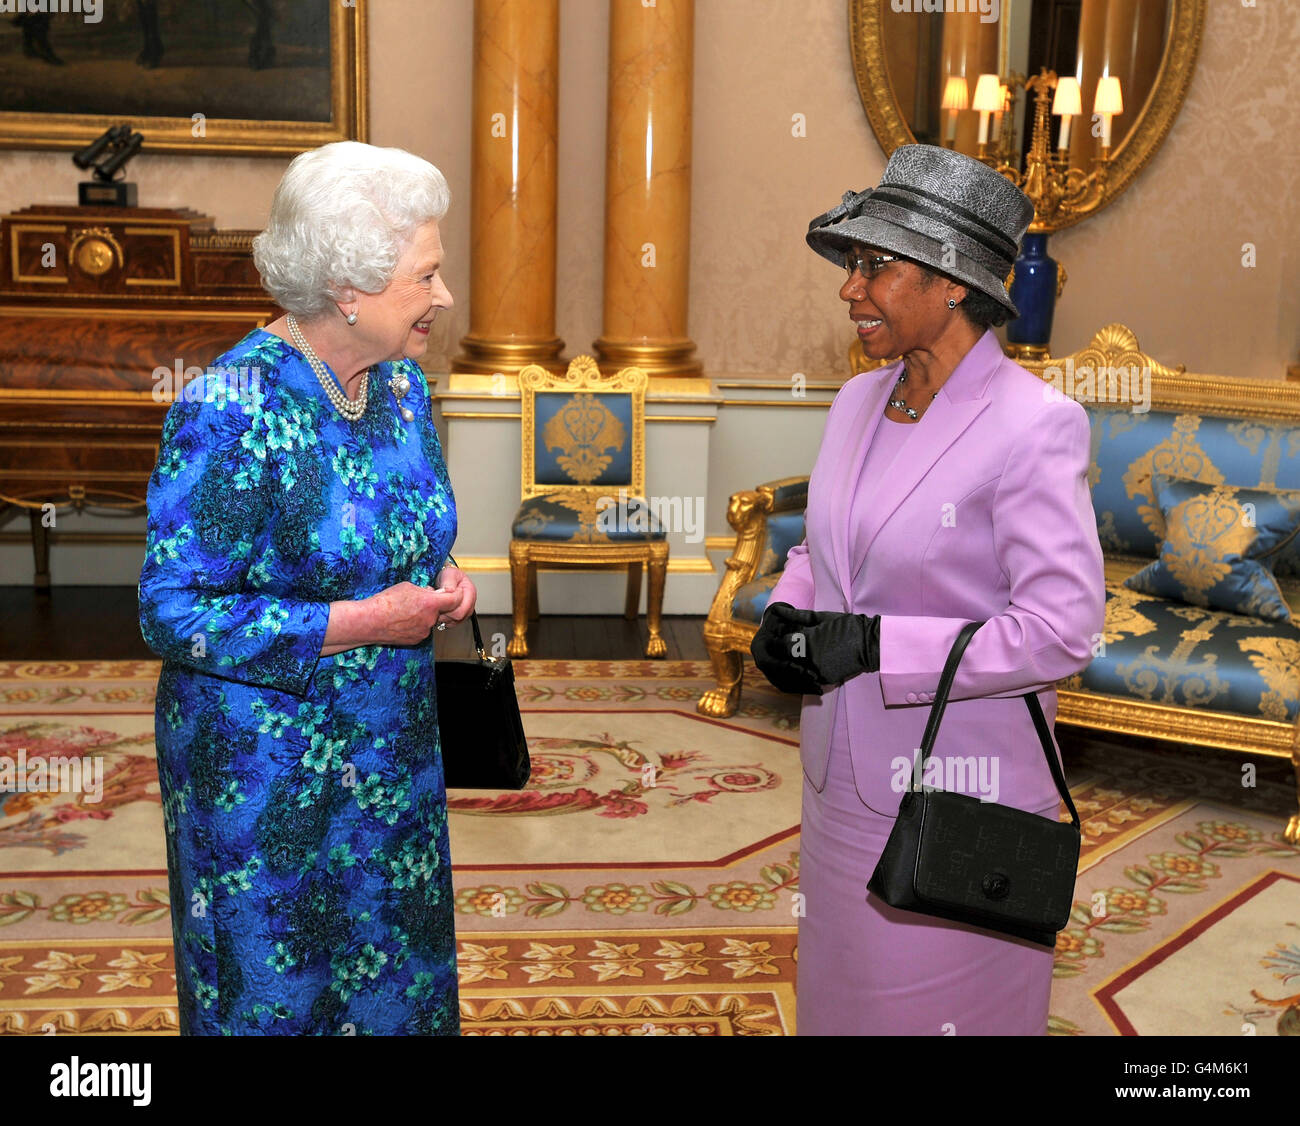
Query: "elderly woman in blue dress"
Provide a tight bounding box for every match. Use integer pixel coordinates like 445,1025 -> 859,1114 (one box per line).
138,141 -> 475,1036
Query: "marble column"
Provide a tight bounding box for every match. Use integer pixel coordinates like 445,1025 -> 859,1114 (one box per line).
454,0 -> 564,374
594,0 -> 701,376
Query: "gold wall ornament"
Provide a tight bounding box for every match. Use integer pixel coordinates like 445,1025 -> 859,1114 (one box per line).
1005,69 -> 1106,231
849,0 -> 1207,232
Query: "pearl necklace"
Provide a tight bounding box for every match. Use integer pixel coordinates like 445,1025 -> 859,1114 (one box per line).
888,368 -> 937,421
286,314 -> 369,422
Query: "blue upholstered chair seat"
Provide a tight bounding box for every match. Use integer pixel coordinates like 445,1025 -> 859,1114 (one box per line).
728,507 -> 806,623
511,493 -> 667,544
1070,579 -> 1300,723
731,573 -> 780,624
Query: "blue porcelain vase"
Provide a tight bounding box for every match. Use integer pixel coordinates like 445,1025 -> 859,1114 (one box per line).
1006,232 -> 1058,354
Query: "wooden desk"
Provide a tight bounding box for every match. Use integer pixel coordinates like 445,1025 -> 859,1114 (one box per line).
0,205 -> 277,587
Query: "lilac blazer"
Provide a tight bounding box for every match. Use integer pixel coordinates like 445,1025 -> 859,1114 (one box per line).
770,330 -> 1105,816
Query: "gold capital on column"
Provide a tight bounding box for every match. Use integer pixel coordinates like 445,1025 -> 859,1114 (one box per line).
455,0 -> 564,374
595,0 -> 701,376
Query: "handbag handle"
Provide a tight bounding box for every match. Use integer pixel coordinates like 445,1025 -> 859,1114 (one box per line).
913,621 -> 1080,829
442,553 -> 490,661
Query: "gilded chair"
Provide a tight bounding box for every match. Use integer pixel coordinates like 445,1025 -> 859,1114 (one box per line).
508,355 -> 668,659
697,476 -> 809,717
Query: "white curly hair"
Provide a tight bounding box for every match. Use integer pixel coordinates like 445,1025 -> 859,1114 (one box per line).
252,141 -> 451,317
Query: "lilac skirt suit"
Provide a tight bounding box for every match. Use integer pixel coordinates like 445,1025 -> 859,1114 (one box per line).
769,331 -> 1105,1035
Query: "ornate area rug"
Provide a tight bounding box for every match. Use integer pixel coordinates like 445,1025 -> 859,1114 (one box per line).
448,660 -> 801,1036
0,659 -> 1295,1036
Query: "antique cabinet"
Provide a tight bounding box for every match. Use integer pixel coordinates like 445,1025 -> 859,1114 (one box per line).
0,205 -> 277,586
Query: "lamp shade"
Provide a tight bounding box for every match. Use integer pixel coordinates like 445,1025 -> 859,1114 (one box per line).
940,75 -> 969,112
972,73 -> 1003,113
1052,76 -> 1082,117
1093,75 -> 1123,115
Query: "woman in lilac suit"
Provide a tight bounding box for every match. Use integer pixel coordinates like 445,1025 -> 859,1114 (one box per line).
753,145 -> 1105,1036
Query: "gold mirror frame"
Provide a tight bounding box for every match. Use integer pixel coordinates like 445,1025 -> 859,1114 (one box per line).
848,0 -> 1206,231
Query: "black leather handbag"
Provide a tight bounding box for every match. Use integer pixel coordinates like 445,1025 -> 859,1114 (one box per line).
867,621 -> 1081,947
434,608 -> 531,790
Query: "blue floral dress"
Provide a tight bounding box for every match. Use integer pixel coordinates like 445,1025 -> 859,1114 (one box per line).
138,329 -> 459,1035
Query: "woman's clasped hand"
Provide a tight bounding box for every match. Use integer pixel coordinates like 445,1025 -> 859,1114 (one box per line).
749,602 -> 882,695
323,565 -> 477,653
367,569 -> 476,644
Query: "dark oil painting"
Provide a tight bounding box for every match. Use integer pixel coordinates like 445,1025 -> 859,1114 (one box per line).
0,0 -> 333,124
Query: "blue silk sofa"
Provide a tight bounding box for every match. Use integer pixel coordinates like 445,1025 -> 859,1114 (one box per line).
698,325 -> 1300,843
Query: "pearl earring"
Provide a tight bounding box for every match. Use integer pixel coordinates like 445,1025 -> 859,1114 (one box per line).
947,298 -> 957,309
345,310 -> 358,325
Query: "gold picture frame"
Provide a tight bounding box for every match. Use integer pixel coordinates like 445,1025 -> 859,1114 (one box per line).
848,0 -> 1206,231
0,0 -> 367,157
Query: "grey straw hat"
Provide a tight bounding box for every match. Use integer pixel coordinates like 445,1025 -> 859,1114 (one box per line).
807,144 -> 1034,318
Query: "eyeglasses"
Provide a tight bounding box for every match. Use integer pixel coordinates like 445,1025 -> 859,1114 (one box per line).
844,251 -> 898,280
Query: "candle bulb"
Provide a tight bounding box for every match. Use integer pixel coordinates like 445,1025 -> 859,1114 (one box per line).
940,75 -> 969,149
971,74 -> 1002,154
1092,75 -> 1124,154
1052,76 -> 1082,155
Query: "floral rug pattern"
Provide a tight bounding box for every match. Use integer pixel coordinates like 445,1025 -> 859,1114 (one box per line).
0,659 -> 1295,1035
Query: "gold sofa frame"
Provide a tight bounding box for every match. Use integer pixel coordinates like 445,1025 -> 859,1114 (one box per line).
508,355 -> 668,659
699,325 -> 1300,842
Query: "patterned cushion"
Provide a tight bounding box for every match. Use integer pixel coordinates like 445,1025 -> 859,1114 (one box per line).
1123,477 -> 1300,622
731,573 -> 779,623
512,493 -> 665,544
1067,580 -> 1300,722
1085,407 -> 1300,578
533,392 -> 633,487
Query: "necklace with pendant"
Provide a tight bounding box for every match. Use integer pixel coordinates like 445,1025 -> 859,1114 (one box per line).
888,368 -> 937,420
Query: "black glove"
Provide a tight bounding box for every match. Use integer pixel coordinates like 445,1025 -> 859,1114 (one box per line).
750,603 -> 823,696
766,604 -> 881,688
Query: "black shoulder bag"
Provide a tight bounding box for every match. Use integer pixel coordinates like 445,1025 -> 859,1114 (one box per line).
433,588 -> 531,790
867,621 -> 1081,947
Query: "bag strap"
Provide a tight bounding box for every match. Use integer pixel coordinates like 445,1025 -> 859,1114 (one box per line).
444,554 -> 488,660
914,620 -> 1080,828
